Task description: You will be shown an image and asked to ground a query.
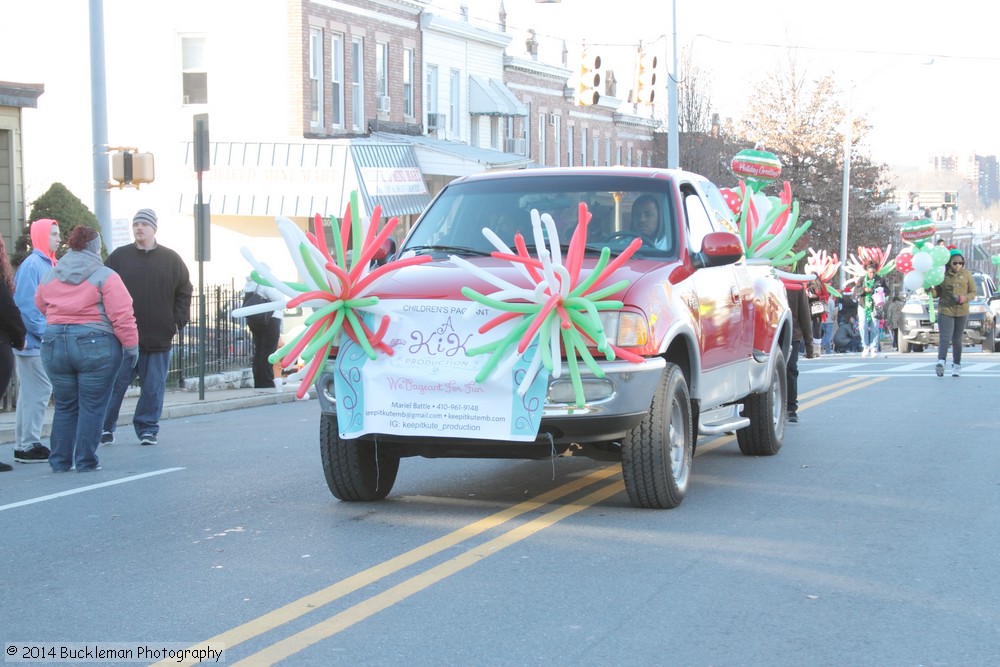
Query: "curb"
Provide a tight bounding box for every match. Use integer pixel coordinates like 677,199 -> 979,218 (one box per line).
0,391 -> 313,446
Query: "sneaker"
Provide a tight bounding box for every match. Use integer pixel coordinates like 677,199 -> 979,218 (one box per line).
0,461 -> 12,472
935,360 -> 945,377
100,431 -> 115,445
139,433 -> 158,446
76,465 -> 102,472
14,443 -> 50,463
787,411 -> 798,423
952,363 -> 961,377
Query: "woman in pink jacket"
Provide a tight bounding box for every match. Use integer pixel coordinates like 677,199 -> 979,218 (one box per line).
35,226 -> 139,472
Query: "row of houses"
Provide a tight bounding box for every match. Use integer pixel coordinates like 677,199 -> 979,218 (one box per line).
2,0 -> 665,283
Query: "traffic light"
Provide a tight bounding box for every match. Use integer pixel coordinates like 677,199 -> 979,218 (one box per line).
575,50 -> 601,106
634,48 -> 657,105
110,149 -> 155,189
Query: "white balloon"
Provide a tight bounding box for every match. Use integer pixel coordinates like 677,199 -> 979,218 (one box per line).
911,250 -> 933,273
903,270 -> 925,291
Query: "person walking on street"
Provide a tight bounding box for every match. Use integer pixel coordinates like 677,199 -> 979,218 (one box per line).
0,236 -> 27,472
12,218 -> 61,463
930,248 -> 976,377
785,281 -> 816,423
853,263 -> 887,357
886,294 -> 905,350
35,227 -> 139,472
101,209 -> 192,446
242,271 -> 285,389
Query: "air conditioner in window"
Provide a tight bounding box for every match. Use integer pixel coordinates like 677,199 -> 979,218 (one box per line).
505,137 -> 526,154
427,112 -> 446,130
548,113 -> 558,126
376,95 -> 391,113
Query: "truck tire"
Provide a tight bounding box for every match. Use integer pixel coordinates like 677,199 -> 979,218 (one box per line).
737,351 -> 786,456
621,363 -> 693,509
899,337 -> 911,353
320,413 -> 399,501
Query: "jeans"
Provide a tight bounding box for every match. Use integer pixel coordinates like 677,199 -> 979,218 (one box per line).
13,353 -> 52,449
821,322 -> 834,353
859,314 -> 880,353
937,314 -> 968,364
103,348 -> 171,437
41,325 -> 123,472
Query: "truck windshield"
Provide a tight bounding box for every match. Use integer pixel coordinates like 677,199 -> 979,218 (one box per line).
401,174 -> 677,259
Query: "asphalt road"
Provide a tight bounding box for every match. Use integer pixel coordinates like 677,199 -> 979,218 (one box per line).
2,351 -> 999,666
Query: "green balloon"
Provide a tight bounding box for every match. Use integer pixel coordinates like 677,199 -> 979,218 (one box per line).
930,245 -> 951,266
923,265 -> 946,288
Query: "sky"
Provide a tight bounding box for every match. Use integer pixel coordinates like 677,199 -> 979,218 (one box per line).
449,0 -> 1000,168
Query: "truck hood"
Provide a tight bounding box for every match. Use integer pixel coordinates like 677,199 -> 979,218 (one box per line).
370,256 -> 670,303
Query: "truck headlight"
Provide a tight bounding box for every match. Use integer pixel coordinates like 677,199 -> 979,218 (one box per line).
969,304 -> 987,314
599,311 -> 649,347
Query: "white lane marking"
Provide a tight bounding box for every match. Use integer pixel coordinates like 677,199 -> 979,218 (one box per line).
801,363 -> 867,373
0,467 -> 185,512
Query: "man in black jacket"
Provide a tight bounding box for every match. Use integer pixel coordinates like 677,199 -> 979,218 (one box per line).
101,209 -> 192,446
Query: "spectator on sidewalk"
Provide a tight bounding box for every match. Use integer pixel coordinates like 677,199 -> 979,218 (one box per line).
35,227 -> 139,472
12,218 -> 61,464
784,281 -> 816,424
0,236 -> 27,472
101,209 -> 192,446
242,270 -> 285,389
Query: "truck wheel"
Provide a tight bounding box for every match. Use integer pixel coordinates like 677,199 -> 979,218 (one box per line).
320,413 -> 399,501
737,352 -> 786,456
621,363 -> 693,509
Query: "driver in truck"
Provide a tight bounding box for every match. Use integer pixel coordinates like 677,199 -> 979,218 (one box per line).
629,194 -> 668,250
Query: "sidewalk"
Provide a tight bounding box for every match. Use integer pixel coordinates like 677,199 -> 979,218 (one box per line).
0,374 -> 314,446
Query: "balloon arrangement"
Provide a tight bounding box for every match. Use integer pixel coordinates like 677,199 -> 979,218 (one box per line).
843,244 -> 895,291
721,149 -> 815,284
449,202 -> 643,408
895,219 -> 949,293
231,192 -> 431,398
803,248 -> 843,297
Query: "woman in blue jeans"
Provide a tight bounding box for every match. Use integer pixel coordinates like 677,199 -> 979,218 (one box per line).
34,227 -> 138,472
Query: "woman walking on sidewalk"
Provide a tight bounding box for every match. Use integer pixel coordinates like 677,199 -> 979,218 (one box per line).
34,227 -> 139,472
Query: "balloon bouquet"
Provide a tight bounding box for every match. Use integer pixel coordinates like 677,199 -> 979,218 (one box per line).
894,218 -> 949,321
843,244 -> 895,292
720,148 -> 816,283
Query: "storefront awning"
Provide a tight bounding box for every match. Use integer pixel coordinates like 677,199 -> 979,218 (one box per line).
372,131 -> 532,177
469,76 -> 527,117
178,140 -> 429,218
350,141 -> 432,218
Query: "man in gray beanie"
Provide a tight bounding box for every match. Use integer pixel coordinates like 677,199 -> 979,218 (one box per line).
101,208 -> 192,446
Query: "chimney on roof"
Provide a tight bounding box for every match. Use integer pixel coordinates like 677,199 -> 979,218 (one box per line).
460,4 -> 469,21
499,1 -> 507,32
526,29 -> 538,60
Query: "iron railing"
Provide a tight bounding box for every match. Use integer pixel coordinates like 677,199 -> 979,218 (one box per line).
1,282 -> 254,411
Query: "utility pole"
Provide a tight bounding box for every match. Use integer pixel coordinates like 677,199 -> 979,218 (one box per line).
89,0 -> 111,243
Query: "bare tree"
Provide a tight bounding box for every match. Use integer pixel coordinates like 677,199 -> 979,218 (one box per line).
734,52 -> 896,258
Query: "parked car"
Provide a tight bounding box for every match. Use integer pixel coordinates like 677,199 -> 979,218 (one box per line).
314,167 -> 793,509
899,271 -> 997,353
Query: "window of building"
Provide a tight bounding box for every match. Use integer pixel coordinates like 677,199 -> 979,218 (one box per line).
351,37 -> 364,131
627,146 -> 633,167
376,42 -> 388,98
538,113 -> 546,166
581,127 -> 588,166
491,117 -> 500,150
567,125 -> 574,167
426,65 -> 438,129
617,145 -> 623,166
592,134 -> 599,166
331,33 -> 344,128
553,115 -> 561,167
449,69 -> 461,135
181,35 -> 208,105
605,138 -> 611,166
403,48 -> 414,117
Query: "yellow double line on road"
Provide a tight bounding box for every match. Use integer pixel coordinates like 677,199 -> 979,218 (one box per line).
167,375 -> 888,666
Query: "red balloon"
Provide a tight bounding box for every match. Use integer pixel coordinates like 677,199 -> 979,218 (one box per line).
895,251 -> 913,274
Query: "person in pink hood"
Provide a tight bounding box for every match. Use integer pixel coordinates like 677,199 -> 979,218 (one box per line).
35,226 -> 138,472
12,218 -> 61,463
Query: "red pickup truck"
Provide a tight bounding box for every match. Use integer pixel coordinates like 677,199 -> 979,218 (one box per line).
315,167 -> 792,509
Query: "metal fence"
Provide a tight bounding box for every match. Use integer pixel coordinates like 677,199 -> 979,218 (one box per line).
1,283 -> 254,411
